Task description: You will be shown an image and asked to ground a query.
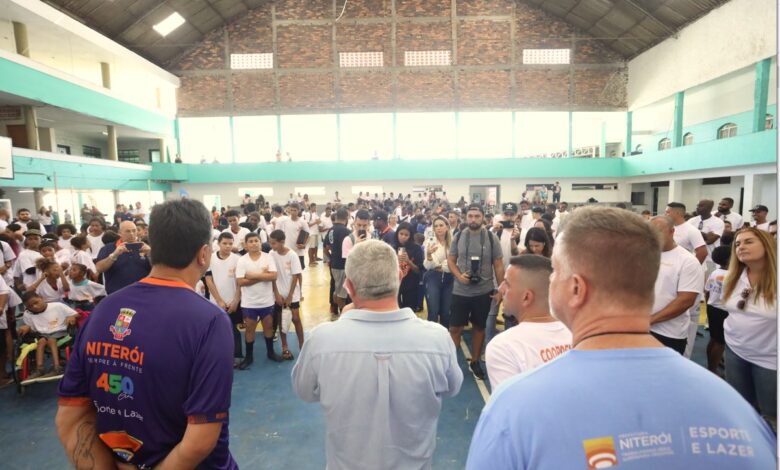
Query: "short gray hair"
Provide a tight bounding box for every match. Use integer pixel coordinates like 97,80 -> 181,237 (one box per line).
345,240 -> 400,300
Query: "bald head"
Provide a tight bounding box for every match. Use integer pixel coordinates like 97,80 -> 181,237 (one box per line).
119,221 -> 138,243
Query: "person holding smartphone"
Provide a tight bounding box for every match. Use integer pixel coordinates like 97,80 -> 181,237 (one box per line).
95,220 -> 151,294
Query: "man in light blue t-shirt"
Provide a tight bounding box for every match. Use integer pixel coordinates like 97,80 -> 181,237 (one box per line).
467,207 -> 776,470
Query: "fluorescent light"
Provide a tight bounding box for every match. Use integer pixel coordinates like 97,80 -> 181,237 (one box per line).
18,190 -> 34,193
102,131 -> 108,135
153,12 -> 185,37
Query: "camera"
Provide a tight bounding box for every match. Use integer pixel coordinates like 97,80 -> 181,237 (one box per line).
469,256 -> 481,284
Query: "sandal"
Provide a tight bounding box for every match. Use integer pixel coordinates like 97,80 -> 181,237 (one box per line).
282,350 -> 294,361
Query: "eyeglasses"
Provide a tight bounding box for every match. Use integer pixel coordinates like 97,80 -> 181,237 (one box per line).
737,288 -> 752,310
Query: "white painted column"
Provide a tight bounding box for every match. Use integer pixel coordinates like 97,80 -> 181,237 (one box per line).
742,173 -> 755,222
667,179 -> 683,206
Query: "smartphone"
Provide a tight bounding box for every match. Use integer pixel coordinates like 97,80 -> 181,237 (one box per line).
126,242 -> 143,254
501,220 -> 514,229
358,229 -> 367,239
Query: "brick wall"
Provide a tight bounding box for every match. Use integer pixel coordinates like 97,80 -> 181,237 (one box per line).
172,0 -> 627,115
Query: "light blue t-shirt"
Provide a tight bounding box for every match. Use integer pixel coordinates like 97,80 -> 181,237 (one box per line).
467,348 -> 776,469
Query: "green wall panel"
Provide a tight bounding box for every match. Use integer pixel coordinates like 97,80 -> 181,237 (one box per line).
0,57 -> 174,136
8,155 -> 170,191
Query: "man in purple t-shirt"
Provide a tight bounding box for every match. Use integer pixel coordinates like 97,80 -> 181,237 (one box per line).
56,199 -> 237,469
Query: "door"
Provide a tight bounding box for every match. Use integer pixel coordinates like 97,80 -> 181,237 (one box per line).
5,125 -> 28,149
652,187 -> 659,215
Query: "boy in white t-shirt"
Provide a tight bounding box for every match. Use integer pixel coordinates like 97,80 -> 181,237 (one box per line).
236,232 -> 282,369
704,245 -> 730,376
18,292 -> 79,380
222,210 -> 251,253
486,255 -> 572,390
269,230 -> 304,361
205,232 -> 243,363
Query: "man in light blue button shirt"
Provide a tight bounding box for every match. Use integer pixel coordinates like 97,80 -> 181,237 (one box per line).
292,239 -> 463,470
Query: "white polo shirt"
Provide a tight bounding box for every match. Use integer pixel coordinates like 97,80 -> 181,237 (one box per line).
713,211 -> 743,231
651,246 -> 704,339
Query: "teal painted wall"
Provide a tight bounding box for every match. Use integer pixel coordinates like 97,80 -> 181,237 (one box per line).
8,155 -> 170,191
151,129 -> 776,183
0,57 -> 174,136
623,130 -> 777,177
647,105 -> 777,149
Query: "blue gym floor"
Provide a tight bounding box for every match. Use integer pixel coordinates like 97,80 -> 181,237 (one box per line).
0,329 -> 711,469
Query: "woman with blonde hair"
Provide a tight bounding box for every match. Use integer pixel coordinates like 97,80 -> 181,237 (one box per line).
423,216 -> 453,327
721,227 -> 777,428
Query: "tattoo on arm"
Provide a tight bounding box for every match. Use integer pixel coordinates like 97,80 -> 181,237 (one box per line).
73,421 -> 97,470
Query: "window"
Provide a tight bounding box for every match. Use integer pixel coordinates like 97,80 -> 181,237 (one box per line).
396,112 -> 456,159
766,114 -> 774,130
352,186 -> 383,196
340,113 -> 393,160
339,52 -> 383,68
149,149 -> 161,162
82,145 -> 101,158
238,187 -> 274,197
57,144 -> 70,155
717,123 -> 737,139
295,187 -> 326,197
153,12 -> 185,37
458,112 -> 512,158
404,50 -> 451,66
233,116 -> 279,162
280,114 -> 338,161
118,149 -> 140,164
179,117 -> 232,163
230,53 -> 273,70
657,138 -> 671,151
522,49 -> 570,65
683,132 -> 694,146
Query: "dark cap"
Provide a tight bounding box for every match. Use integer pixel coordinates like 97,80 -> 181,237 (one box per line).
502,202 -> 518,214
24,229 -> 41,237
531,206 -> 544,214
373,210 -> 388,223
467,204 -> 484,214
749,204 -> 769,212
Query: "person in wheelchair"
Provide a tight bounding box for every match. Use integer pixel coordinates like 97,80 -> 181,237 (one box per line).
17,292 -> 79,380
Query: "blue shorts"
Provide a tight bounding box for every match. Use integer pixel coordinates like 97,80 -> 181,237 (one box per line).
242,306 -> 274,321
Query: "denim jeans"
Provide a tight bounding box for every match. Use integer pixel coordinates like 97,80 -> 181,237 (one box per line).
424,271 -> 453,328
725,346 -> 777,428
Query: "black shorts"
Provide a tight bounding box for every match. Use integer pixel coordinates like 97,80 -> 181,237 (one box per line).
450,293 -> 492,329
706,304 -> 729,344
273,302 -> 301,314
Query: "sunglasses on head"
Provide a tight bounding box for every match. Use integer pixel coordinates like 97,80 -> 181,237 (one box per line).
737,288 -> 752,310
698,220 -> 704,230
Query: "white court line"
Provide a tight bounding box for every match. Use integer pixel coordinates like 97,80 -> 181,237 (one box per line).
460,338 -> 491,404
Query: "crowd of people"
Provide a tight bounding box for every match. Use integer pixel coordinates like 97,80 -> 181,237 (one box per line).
0,187 -> 774,469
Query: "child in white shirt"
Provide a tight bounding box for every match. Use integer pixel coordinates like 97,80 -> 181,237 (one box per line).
269,230 -> 304,360
67,263 -> 106,312
28,257 -> 69,303
704,245 -> 730,376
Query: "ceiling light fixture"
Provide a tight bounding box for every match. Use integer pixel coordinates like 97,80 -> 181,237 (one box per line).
153,12 -> 185,37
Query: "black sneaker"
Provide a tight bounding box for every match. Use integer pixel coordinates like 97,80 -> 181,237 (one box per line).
470,361 -> 486,380
237,357 -> 253,370
267,353 -> 284,363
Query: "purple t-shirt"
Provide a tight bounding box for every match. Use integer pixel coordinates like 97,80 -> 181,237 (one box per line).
59,277 -> 237,469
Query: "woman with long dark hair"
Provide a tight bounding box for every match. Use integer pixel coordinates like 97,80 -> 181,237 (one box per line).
521,227 -> 552,258
721,227 -> 777,429
395,222 -> 423,310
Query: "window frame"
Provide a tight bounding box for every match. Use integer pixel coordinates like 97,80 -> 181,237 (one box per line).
717,123 -> 737,139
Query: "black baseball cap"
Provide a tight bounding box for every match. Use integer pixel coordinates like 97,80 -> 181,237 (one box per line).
467,204 -> 484,214
531,206 -> 544,214
502,202 -> 518,214
749,204 -> 769,212
373,210 -> 388,223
